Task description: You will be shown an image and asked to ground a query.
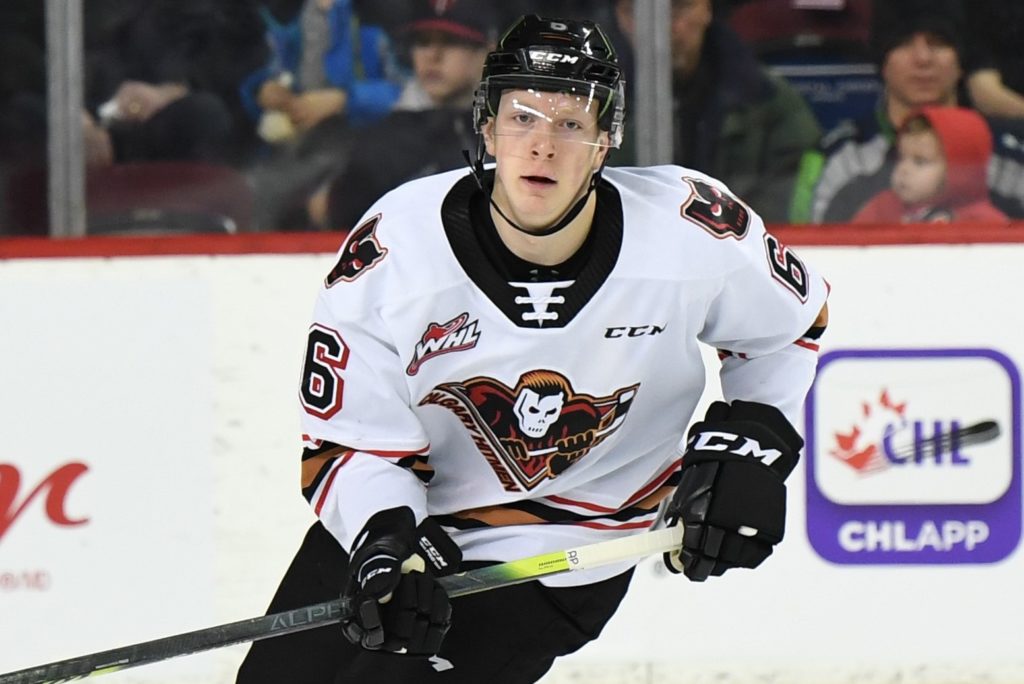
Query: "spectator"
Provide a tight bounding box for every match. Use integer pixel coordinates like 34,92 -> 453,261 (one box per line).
323,0 -> 496,231
85,0 -> 269,166
390,0 -> 495,112
963,0 -> 1024,119
790,0 -> 1024,223
852,107 -> 1008,224
609,0 -> 821,223
241,0 -> 403,139
2,0 -> 267,235
3,0 -> 265,168
243,0 -> 405,230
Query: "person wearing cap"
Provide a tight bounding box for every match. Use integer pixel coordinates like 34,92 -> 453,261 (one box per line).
237,13 -> 828,684
790,0 -> 1024,223
322,0 -> 496,230
391,0 -> 496,111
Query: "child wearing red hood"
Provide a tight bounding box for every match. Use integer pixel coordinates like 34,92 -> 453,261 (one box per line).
852,106 -> 1009,223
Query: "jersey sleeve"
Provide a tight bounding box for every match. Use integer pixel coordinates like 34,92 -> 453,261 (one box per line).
298,229 -> 430,552
696,195 -> 829,427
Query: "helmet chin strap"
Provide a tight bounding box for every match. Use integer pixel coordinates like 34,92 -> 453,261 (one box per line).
462,138 -> 604,238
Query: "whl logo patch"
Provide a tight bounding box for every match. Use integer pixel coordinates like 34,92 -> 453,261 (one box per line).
406,313 -> 481,376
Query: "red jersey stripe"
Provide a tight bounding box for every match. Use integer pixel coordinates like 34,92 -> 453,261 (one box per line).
314,450 -> 355,516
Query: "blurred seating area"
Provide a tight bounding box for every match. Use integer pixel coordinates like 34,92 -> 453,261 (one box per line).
725,0 -> 879,132
2,0 -> 1023,238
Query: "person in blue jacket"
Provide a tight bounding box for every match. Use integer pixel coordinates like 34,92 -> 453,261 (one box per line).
241,0 -> 403,134
242,0 -> 406,230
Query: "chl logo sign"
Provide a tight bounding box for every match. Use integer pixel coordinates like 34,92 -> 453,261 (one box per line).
0,462 -> 90,542
805,348 -> 1021,565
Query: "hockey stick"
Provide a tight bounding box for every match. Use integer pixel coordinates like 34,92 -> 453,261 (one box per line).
0,525 -> 683,684
887,419 -> 1000,460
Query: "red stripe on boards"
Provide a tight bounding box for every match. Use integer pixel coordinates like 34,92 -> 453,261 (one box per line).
5,222 -> 1024,260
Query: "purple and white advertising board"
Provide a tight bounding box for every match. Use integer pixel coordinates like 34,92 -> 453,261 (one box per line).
805,348 -> 1021,565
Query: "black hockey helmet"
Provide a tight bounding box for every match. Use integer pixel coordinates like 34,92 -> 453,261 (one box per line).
473,15 -> 625,148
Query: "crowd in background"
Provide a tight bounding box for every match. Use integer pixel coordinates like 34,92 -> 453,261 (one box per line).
1,0 -> 1023,236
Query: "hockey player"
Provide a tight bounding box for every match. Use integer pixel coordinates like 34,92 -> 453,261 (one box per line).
237,14 -> 829,684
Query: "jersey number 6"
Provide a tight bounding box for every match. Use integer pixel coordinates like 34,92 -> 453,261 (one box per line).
300,324 -> 350,419
764,234 -> 809,301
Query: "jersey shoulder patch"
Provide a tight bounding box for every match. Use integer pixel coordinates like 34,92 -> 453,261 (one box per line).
680,176 -> 751,240
325,214 -> 388,287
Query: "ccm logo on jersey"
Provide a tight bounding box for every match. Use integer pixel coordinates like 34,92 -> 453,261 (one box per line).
529,50 -> 580,64
689,430 -> 784,467
605,325 -> 665,338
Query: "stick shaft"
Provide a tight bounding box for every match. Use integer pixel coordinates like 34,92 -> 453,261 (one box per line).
442,525 -> 681,595
888,419 -> 1000,459
0,526 -> 682,684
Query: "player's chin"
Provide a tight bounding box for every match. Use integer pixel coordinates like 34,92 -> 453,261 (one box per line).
508,203 -> 565,232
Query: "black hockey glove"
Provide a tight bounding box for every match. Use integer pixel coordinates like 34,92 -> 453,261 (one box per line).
341,506 -> 462,655
664,400 -> 803,581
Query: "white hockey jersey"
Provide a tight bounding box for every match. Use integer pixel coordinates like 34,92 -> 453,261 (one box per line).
299,165 -> 828,586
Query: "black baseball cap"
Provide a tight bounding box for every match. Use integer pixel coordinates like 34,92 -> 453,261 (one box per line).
404,0 -> 497,46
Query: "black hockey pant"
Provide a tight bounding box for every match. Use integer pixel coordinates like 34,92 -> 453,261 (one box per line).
236,521 -> 633,684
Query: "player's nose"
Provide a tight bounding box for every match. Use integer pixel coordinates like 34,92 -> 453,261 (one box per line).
528,131 -> 556,159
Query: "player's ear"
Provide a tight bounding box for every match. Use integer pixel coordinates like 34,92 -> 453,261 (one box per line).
483,119 -> 496,156
592,131 -> 611,170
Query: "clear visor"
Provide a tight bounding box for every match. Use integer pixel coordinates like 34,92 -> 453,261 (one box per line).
479,75 -> 621,149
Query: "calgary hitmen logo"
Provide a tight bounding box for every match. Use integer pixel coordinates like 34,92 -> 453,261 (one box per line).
420,371 -> 638,491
